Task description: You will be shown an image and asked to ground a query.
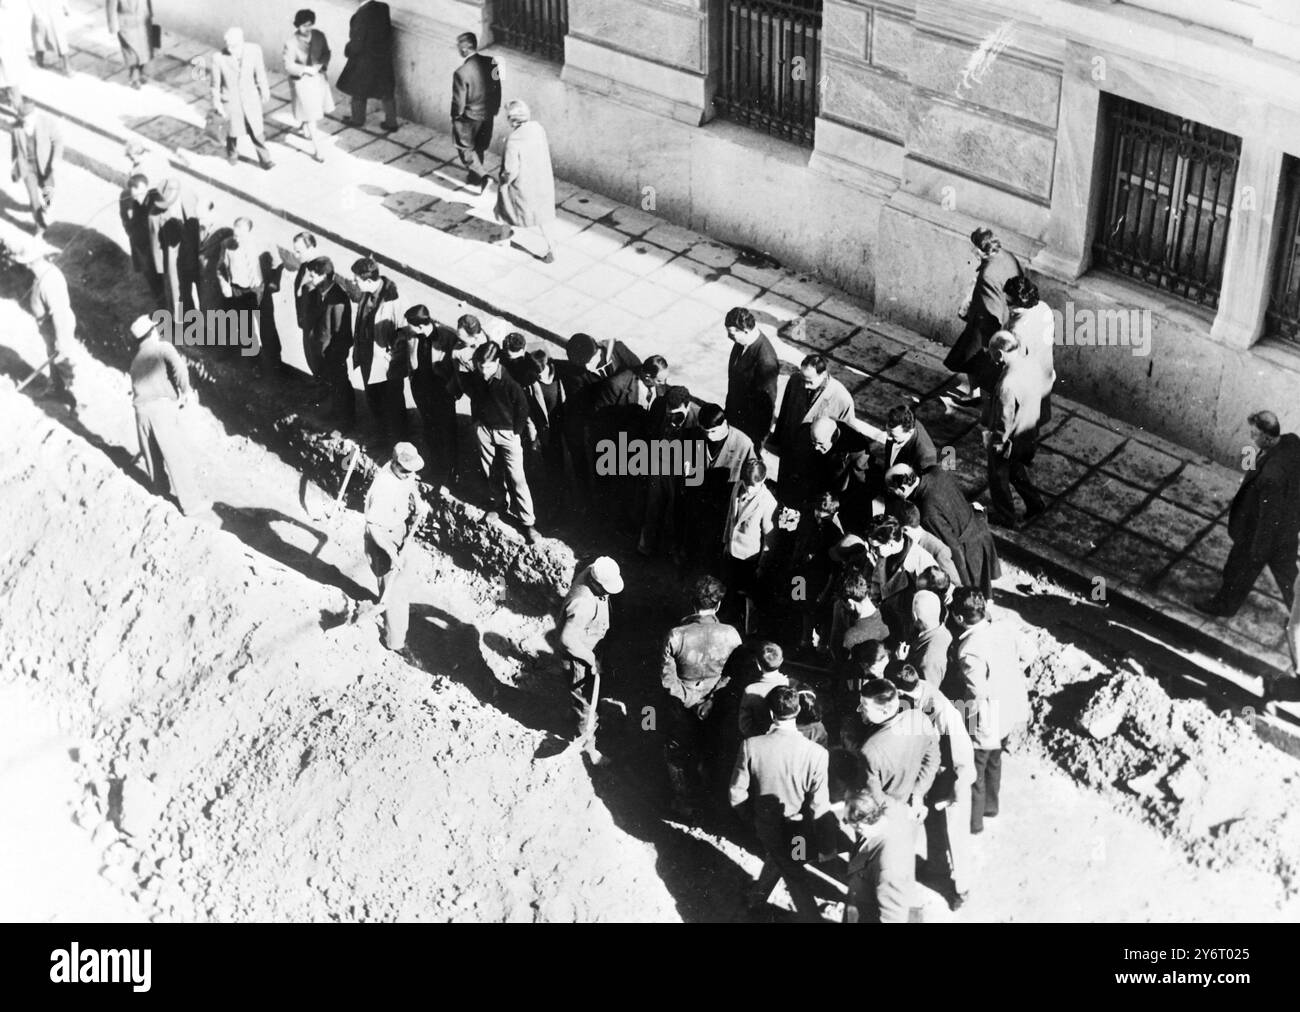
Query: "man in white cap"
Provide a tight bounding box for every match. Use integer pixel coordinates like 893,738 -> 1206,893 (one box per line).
363,441 -> 429,653
11,237 -> 77,408
128,314 -> 209,516
557,555 -> 623,763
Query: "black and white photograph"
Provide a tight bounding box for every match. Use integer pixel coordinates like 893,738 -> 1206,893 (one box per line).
0,0 -> 1295,968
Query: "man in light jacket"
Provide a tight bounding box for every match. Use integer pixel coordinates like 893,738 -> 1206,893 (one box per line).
557,556 -> 623,764
210,27 -> 274,169
946,587 -> 1029,835
660,576 -> 743,817
9,100 -> 62,236
982,330 -> 1046,528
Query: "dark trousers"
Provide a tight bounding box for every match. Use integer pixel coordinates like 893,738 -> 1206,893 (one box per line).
413,384 -> 459,486
364,379 -> 407,445
18,166 -> 51,230
350,94 -> 397,128
971,747 -> 1002,833
563,656 -> 600,740
1215,534 -> 1300,614
988,444 -> 1044,519
720,553 -> 760,628
226,118 -> 272,165
751,817 -> 821,922
323,346 -> 355,426
452,116 -> 493,180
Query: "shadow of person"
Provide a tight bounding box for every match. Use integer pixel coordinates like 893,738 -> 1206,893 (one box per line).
212,501 -> 371,600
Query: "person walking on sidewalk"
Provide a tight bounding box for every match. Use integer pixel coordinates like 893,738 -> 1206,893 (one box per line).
981,330 -> 1046,529
451,32 -> 500,193
337,0 -> 398,132
944,226 -> 1024,404
9,99 -> 62,238
730,684 -> 834,922
128,314 -> 210,517
363,441 -> 428,654
495,100 -> 558,264
1197,409 -> 1300,620
557,556 -> 623,765
30,0 -> 71,75
10,237 -> 77,408
210,27 -> 275,170
106,0 -> 155,89
283,9 -> 334,164
461,342 -> 540,544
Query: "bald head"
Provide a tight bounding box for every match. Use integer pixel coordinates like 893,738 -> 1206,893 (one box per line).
912,590 -> 941,632
811,417 -> 838,453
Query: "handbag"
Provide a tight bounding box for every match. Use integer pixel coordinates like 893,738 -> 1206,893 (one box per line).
149,24 -> 162,51
204,109 -> 228,145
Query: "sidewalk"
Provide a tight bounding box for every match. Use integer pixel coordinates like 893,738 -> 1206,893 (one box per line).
13,0 -> 1296,681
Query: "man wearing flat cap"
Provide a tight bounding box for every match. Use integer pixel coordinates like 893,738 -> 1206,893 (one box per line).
363,441 -> 429,653
557,556 -> 623,765
128,314 -> 209,516
10,238 -> 78,408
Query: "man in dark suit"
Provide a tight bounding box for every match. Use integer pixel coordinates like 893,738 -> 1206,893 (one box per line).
880,404 -> 938,474
724,306 -> 779,450
558,332 -> 641,499
810,417 -> 874,535
10,101 -> 62,236
451,32 -> 501,193
300,256 -> 355,428
1197,410 -> 1300,617
338,0 -> 398,131
944,227 -> 1024,401
590,355 -> 668,528
886,463 -> 1001,600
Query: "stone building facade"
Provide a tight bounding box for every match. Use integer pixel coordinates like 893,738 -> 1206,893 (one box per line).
158,0 -> 1300,463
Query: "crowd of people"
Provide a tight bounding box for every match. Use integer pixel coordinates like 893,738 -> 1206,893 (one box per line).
3,1 -> 1300,925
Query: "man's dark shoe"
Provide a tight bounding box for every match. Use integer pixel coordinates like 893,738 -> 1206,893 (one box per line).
987,511 -> 1020,530
380,121 -> 399,133
260,160 -> 275,171
1023,503 -> 1047,523
1194,597 -> 1233,617
226,151 -> 239,165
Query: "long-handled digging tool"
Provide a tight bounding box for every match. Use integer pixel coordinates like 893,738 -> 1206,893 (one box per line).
303,444 -> 362,558
15,354 -> 59,393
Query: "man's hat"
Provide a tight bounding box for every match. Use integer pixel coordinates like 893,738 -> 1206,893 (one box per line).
588,556 -> 623,595
393,442 -> 424,473
130,314 -> 157,339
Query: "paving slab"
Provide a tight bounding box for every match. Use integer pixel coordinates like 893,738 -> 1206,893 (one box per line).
1089,531 -> 1176,587
1070,472 -> 1151,524
1101,440 -> 1185,491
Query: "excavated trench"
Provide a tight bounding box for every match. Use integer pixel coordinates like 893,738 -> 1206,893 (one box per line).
3,174 -> 1300,922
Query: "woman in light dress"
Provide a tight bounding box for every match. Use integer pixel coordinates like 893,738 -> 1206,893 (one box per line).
282,8 -> 334,163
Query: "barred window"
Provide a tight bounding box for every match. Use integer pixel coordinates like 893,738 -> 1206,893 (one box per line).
714,0 -> 822,148
1267,156 -> 1300,344
491,0 -> 568,63
1093,96 -> 1240,308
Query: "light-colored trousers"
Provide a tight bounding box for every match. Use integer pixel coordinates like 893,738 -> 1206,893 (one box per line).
134,398 -> 205,515
476,425 -> 535,526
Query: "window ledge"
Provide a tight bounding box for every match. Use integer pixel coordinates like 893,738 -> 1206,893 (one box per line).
1073,269 -> 1218,331
696,117 -> 815,169
1247,335 -> 1300,374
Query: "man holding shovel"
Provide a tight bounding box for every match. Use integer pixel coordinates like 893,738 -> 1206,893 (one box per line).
557,556 -> 622,766
362,442 -> 428,654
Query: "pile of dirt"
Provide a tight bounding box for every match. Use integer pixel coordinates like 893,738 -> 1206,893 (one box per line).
0,380 -> 679,922
1020,616 -> 1300,893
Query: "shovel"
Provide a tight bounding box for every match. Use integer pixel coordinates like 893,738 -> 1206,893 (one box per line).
15,354 -> 60,393
303,444 -> 362,557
